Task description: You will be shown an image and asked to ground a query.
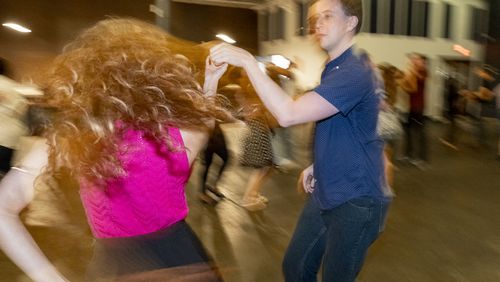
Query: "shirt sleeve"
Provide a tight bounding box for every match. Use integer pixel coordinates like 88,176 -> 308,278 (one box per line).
314,66 -> 373,116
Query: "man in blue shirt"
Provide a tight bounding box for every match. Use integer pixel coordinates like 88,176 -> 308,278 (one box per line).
210,0 -> 392,280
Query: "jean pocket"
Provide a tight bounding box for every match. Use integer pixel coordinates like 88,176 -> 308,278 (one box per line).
328,197 -> 373,223
346,197 -> 374,210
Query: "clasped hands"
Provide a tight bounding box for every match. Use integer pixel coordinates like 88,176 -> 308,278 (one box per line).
205,43 -> 256,76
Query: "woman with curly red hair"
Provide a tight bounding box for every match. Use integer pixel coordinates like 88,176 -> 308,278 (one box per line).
0,18 -> 231,281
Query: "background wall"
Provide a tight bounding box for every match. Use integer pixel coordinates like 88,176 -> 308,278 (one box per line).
260,0 -> 491,119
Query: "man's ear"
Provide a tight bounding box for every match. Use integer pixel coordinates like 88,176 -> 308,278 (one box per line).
347,16 -> 359,33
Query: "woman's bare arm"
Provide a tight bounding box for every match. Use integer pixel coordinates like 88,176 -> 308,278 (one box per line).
0,140 -> 68,282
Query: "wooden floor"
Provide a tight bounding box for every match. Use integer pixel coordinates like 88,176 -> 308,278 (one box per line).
1,120 -> 499,282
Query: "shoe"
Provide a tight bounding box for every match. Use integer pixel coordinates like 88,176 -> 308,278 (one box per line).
205,185 -> 225,199
241,197 -> 267,211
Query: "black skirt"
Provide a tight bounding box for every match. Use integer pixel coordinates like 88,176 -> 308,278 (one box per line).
85,220 -> 222,281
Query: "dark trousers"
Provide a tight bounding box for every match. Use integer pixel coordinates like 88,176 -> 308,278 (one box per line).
86,221 -> 220,281
0,146 -> 14,173
283,197 -> 390,282
201,133 -> 228,193
404,112 -> 428,161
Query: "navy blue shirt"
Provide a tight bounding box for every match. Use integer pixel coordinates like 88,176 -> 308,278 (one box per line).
312,47 -> 390,210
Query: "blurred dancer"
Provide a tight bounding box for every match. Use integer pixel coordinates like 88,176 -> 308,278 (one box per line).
198,122 -> 228,204
0,58 -> 28,175
266,62 -> 299,172
399,52 -> 429,168
463,67 -> 495,146
221,67 -> 276,211
237,87 -> 276,211
378,63 -> 403,109
198,85 -> 239,204
359,52 -> 400,191
440,74 -> 461,150
210,0 -> 392,280
377,63 -> 404,187
0,18 -> 232,281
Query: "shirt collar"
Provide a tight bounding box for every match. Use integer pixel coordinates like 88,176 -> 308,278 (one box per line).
324,47 -> 353,71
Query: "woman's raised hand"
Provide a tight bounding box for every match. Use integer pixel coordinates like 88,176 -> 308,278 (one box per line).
203,55 -> 228,96
205,56 -> 227,80
209,43 -> 255,68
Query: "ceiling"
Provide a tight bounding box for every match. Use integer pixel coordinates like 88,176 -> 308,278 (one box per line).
0,0 -> 263,78
173,0 -> 266,9
0,0 -> 156,52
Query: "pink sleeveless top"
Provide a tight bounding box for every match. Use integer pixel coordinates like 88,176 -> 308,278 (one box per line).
79,127 -> 190,238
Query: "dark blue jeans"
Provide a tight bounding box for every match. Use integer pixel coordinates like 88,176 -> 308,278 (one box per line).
283,196 -> 390,282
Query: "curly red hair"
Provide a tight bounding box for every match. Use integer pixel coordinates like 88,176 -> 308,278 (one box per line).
38,18 -> 232,182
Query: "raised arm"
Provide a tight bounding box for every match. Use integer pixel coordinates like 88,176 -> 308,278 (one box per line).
209,43 -> 338,127
203,56 -> 228,97
177,56 -> 231,166
0,140 -> 68,282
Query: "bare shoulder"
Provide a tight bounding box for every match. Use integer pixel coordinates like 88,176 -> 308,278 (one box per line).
12,137 -> 49,175
0,138 -> 48,213
179,128 -> 209,166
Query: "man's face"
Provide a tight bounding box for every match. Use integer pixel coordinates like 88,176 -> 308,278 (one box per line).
311,0 -> 354,54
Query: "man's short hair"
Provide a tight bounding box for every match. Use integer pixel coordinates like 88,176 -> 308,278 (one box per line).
339,0 -> 363,34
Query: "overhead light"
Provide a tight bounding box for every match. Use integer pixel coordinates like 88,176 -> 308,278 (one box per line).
2,22 -> 31,33
216,34 -> 236,44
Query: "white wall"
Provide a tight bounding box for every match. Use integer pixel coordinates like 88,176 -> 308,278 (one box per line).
259,0 -> 489,119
